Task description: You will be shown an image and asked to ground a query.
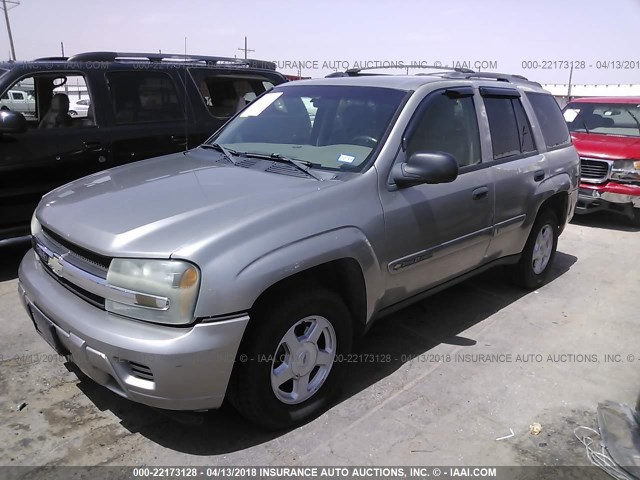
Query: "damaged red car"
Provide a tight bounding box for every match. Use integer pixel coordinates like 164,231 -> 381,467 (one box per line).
563,97 -> 640,226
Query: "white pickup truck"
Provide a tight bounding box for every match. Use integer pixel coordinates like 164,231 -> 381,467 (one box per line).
0,89 -> 36,116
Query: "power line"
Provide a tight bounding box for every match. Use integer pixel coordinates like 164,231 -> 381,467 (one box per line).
1,0 -> 19,61
237,36 -> 254,59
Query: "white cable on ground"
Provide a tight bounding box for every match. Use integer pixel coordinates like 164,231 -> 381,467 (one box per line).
574,426 -> 637,480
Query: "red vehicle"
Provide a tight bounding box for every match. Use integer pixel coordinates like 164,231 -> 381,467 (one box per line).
563,97 -> 640,226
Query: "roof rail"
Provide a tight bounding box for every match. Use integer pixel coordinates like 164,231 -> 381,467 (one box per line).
64,52 -> 276,70
33,56 -> 68,62
443,71 -> 542,87
345,64 -> 475,76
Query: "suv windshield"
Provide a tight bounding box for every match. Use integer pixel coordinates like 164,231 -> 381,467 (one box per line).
210,85 -> 407,171
564,101 -> 640,137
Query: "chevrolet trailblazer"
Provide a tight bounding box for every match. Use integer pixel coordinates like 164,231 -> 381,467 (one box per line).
18,67 -> 579,429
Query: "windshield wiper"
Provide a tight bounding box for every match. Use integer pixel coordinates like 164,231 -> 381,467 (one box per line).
241,152 -> 322,181
624,108 -> 640,135
201,143 -> 240,165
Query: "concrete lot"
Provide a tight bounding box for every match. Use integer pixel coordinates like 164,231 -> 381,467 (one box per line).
0,212 -> 638,468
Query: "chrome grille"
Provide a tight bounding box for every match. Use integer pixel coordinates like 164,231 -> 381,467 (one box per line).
33,235 -> 107,308
580,158 -> 611,184
42,227 -> 111,273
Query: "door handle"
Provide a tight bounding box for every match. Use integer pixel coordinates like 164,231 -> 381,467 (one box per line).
534,169 -> 545,182
171,135 -> 187,145
82,141 -> 104,152
472,186 -> 489,200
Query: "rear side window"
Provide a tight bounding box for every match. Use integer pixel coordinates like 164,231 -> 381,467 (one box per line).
107,72 -> 184,124
484,96 -> 536,160
513,100 -> 535,153
526,92 -> 571,149
190,69 -> 275,118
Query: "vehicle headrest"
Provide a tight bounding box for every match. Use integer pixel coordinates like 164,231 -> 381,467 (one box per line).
51,93 -> 70,112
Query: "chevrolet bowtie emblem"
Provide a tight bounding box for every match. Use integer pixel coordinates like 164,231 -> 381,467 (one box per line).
47,255 -> 64,277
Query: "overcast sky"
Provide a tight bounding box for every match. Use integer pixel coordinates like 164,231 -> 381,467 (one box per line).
2,0 -> 639,84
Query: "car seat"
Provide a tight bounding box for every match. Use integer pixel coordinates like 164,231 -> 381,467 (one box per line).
39,93 -> 73,128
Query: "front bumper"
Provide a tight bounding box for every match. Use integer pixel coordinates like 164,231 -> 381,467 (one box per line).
18,249 -> 249,411
576,181 -> 640,215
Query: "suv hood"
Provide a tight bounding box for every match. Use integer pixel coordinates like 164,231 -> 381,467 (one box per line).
37,150 -> 337,258
572,132 -> 640,160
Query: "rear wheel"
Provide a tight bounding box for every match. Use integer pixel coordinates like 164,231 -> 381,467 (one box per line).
228,287 -> 352,430
511,209 -> 558,289
632,208 -> 640,228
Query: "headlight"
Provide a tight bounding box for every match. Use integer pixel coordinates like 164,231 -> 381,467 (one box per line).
30,212 -> 42,237
611,160 -> 640,184
106,259 -> 200,325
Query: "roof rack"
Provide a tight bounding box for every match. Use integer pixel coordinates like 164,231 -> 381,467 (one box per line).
328,66 -> 542,87
345,64 -> 475,76
442,71 -> 542,87
62,52 -> 276,70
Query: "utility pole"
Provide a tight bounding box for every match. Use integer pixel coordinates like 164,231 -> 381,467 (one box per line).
237,36 -> 254,59
567,63 -> 574,102
2,0 -> 19,61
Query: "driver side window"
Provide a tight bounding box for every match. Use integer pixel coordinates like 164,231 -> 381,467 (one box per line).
407,91 -> 481,168
1,74 -> 95,130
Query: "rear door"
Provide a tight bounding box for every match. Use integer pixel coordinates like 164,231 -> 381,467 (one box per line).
0,71 -> 111,239
479,86 -> 546,259
105,70 -> 193,166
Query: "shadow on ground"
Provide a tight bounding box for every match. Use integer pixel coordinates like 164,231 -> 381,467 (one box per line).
72,251 -> 577,455
571,211 -> 639,232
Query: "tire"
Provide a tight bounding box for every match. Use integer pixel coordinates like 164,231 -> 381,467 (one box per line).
511,209 -> 559,289
69,110 -> 77,117
228,287 -> 352,430
632,208 -> 640,228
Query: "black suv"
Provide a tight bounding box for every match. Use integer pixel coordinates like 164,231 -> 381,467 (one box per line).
0,51 -> 287,244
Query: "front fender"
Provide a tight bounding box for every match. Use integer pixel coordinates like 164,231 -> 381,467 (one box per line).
193,227 -> 383,321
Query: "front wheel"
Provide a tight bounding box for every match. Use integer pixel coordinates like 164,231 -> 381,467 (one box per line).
511,209 -> 559,289
228,287 -> 352,430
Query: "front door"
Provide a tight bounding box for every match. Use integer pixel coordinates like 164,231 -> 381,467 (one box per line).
379,87 -> 495,307
0,72 -> 111,239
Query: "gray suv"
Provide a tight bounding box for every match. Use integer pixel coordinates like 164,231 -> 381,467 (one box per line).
18,67 -> 579,429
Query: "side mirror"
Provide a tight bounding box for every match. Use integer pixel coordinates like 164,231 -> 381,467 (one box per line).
0,110 -> 27,134
392,152 -> 459,188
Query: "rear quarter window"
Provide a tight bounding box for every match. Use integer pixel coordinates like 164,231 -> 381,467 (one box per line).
526,92 -> 571,149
